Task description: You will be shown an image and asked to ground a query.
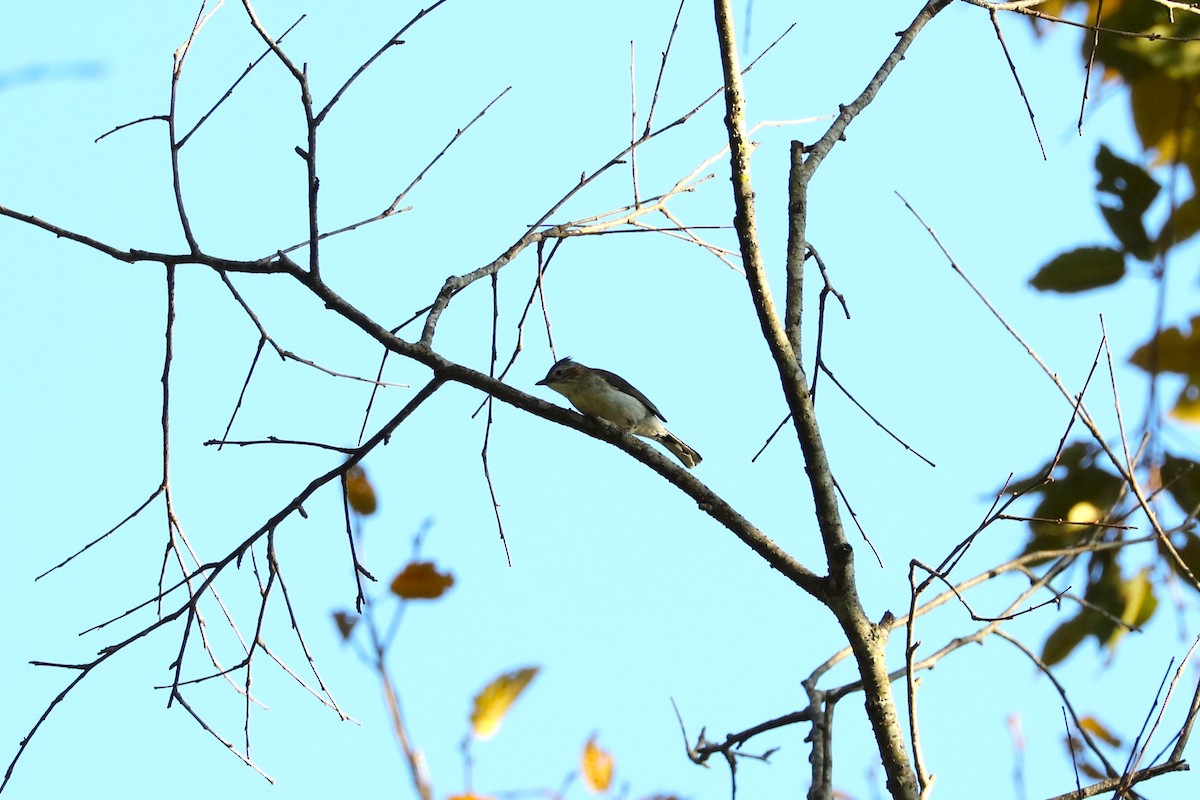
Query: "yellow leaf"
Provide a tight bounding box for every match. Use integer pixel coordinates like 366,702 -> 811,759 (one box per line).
1129,316 -> 1200,380
1157,195 -> 1200,252
469,666 -> 539,740
1170,383 -> 1200,423
1080,715 -> 1122,748
390,561 -> 455,600
1130,74 -> 1200,165
346,465 -> 378,515
581,736 -> 614,793
1065,500 -> 1103,530
1121,568 -> 1157,629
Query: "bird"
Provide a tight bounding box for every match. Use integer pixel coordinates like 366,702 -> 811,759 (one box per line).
536,357 -> 702,468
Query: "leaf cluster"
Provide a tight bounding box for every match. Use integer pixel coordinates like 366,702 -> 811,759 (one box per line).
1018,1 -> 1200,664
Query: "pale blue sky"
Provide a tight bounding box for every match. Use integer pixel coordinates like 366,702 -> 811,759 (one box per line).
2,2 -> 1198,799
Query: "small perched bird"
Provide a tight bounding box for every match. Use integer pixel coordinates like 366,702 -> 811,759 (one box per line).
536,357 -> 702,468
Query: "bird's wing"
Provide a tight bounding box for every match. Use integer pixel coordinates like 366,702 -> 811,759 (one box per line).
592,367 -> 668,422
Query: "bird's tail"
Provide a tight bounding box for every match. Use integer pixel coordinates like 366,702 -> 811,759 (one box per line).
660,434 -> 702,468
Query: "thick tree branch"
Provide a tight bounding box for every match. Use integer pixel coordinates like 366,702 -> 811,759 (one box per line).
0,204 -> 288,274
286,266 -> 824,594
712,2 -> 935,797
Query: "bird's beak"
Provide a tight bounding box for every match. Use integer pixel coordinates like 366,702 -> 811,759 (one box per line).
535,378 -> 549,386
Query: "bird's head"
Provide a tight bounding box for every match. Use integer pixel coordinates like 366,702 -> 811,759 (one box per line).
536,357 -> 588,388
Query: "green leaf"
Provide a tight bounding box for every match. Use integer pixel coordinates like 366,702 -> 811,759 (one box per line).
1086,6 -> 1200,81
1062,559 -> 1127,653
1095,145 -> 1159,260
1043,614 -> 1089,666
1161,454 -> 1200,515
1029,247 -> 1125,293
1165,532 -> 1200,586
1096,145 -> 1160,217
1099,205 -> 1154,261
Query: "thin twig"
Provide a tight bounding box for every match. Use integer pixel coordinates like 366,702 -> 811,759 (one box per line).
1119,658 -> 1176,791
482,273 -> 513,566
1168,634 -> 1200,762
35,487 -> 162,580
340,474 -> 374,613
315,1 -> 452,124
169,5 -> 208,253
644,0 -> 687,134
750,413 -> 789,463
806,243 -> 850,399
6,378 -> 445,789
416,25 -> 799,348
1079,0 -> 1104,134
94,114 -> 169,143
173,692 -> 275,783
907,562 -> 931,797
180,14 -> 305,147
158,263 -> 178,614
818,364 -> 936,468
218,337 -> 267,451
896,193 -> 1200,592
1062,707 -> 1084,797
994,630 -> 1122,777
204,437 -> 357,453
630,40 -> 641,208
279,86 -> 511,255
1041,761 -> 1190,800
471,238 -> 566,419
988,10 -> 1046,159
810,534 -> 1160,690
537,240 -> 558,359
831,473 -> 883,569
272,547 -> 350,720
